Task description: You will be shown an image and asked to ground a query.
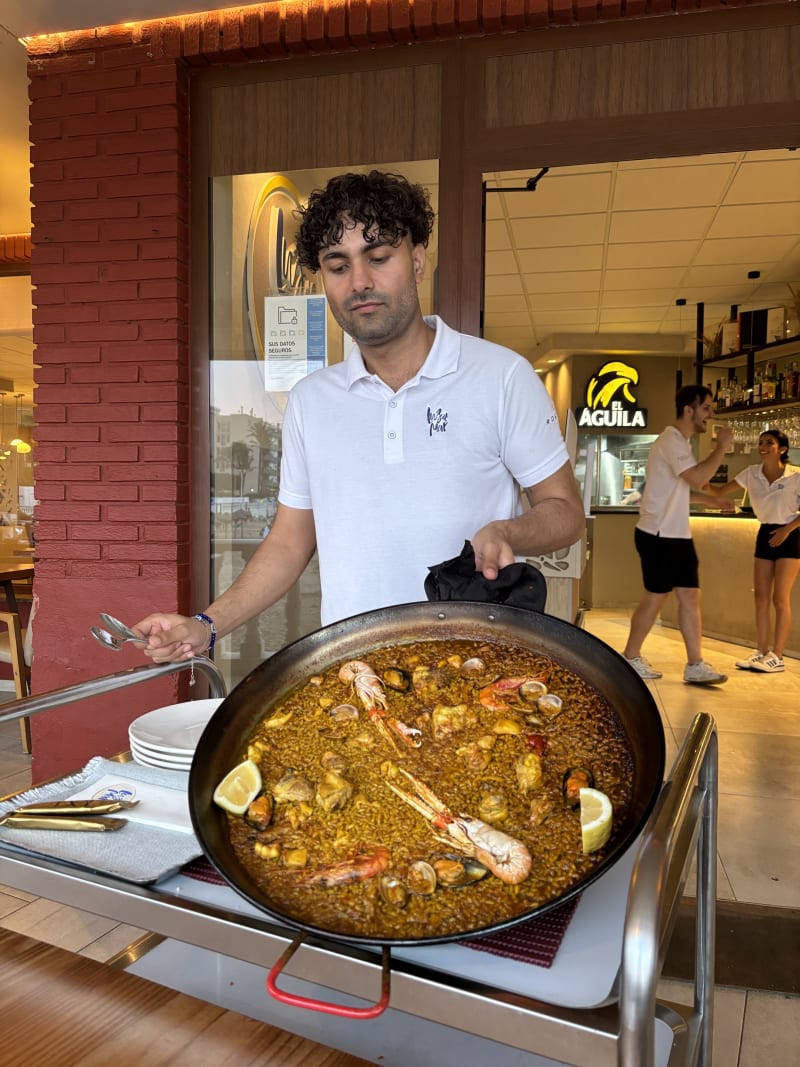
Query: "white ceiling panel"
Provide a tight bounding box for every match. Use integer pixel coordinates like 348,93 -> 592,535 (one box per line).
483,278 -> 525,301
499,173 -> 612,219
609,207 -> 716,244
531,309 -> 600,327
507,215 -> 608,249
692,235 -> 798,265
606,241 -> 700,269
522,270 -> 603,294
481,291 -> 527,312
725,159 -> 800,204
709,202 -> 800,238
682,264 -> 779,289
601,289 -> 679,308
483,310 -> 536,327
612,164 -> 735,210
485,250 -> 519,274
531,291 -> 602,311
604,267 -> 687,290
517,245 -> 604,273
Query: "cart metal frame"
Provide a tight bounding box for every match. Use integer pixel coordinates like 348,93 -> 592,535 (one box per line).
0,661 -> 717,1067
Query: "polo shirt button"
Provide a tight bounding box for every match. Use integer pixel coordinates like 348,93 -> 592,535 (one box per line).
389,400 -> 397,408
388,432 -> 396,440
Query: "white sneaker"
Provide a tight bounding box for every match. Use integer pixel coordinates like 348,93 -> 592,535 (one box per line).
735,651 -> 765,670
684,661 -> 728,686
750,652 -> 784,673
623,654 -> 663,680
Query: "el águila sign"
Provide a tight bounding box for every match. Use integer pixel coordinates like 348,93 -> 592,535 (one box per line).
576,360 -> 648,429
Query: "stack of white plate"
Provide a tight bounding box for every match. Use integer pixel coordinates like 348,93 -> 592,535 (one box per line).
128,698 -> 224,771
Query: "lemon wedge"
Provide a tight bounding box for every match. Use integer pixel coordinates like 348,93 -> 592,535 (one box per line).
213,759 -> 262,815
579,787 -> 613,854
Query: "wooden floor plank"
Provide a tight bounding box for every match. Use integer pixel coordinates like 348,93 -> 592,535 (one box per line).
0,928 -> 372,1066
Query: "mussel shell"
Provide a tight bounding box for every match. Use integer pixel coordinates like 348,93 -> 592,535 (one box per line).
378,873 -> 409,908
562,766 -> 595,808
243,793 -> 273,831
406,859 -> 437,895
382,667 -> 411,692
432,855 -> 489,887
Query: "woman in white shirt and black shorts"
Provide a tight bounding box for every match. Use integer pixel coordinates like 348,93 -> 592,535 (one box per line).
705,427 -> 800,673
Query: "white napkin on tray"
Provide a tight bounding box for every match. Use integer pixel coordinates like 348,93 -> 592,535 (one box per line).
62,772 -> 193,834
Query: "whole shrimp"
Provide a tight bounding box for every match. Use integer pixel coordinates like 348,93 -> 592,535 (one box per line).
338,660 -> 422,753
386,768 -> 531,885
299,846 -> 391,888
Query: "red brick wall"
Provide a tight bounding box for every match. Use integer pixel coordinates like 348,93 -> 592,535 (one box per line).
28,31 -> 190,779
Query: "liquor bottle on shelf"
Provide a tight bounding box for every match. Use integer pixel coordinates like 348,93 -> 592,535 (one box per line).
752,369 -> 762,405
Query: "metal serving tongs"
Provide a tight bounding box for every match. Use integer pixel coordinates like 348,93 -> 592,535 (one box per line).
0,797 -> 139,832
91,613 -> 148,652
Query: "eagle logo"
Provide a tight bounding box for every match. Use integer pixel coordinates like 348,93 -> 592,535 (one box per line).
586,361 -> 639,409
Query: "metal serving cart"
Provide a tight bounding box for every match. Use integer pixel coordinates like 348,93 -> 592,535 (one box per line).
0,660 -> 717,1067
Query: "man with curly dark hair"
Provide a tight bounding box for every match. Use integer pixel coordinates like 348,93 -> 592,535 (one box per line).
134,170 -> 584,660
294,170 -> 435,274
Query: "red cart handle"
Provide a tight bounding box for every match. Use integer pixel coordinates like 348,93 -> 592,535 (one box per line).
266,932 -> 391,1019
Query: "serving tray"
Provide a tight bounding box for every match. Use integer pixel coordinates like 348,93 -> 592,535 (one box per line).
0,756 -> 203,883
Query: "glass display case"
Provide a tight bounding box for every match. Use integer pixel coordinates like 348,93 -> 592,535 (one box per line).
575,433 -> 658,509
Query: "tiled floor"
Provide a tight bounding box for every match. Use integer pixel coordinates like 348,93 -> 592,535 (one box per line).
0,610 -> 797,1065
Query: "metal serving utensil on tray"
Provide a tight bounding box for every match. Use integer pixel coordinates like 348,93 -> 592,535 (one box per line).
91,613 -> 148,652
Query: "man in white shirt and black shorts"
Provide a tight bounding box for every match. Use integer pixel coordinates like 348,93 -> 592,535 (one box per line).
622,384 -> 733,685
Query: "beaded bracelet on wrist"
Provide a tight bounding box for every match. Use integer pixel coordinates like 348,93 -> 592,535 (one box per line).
193,612 -> 217,653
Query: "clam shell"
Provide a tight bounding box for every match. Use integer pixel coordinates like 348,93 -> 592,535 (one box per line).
519,680 -> 548,703
406,859 -> 437,895
537,693 -> 563,717
378,873 -> 409,908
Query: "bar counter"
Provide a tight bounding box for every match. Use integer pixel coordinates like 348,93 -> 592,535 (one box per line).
585,510 -> 800,659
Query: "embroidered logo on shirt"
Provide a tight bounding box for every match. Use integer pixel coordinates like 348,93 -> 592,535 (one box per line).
427,406 -> 448,435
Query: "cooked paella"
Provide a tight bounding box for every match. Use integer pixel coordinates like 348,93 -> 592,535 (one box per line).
218,638 -> 635,940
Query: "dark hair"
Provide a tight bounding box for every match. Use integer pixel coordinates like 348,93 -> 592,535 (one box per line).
675,384 -> 712,419
760,428 -> 790,465
294,170 -> 435,272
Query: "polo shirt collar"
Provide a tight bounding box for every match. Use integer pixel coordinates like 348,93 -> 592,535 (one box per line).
344,315 -> 460,390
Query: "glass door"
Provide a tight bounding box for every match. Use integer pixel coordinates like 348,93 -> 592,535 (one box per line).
208,161 -> 439,690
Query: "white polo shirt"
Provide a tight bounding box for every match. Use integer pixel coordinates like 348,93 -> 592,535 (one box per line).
636,425 -> 696,540
279,315 -> 569,624
735,463 -> 800,524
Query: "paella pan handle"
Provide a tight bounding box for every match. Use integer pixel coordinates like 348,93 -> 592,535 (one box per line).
266,932 -> 392,1019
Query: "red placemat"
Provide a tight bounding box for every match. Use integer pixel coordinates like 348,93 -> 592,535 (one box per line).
181,857 -> 578,968
460,893 -> 580,968
182,856 -> 227,885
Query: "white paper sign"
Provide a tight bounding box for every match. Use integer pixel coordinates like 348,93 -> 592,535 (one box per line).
264,294 -> 327,391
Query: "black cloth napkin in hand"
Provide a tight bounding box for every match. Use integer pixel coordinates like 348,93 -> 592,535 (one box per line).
424,541 -> 546,613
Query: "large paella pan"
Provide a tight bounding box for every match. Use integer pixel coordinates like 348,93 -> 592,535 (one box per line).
189,602 -> 664,948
